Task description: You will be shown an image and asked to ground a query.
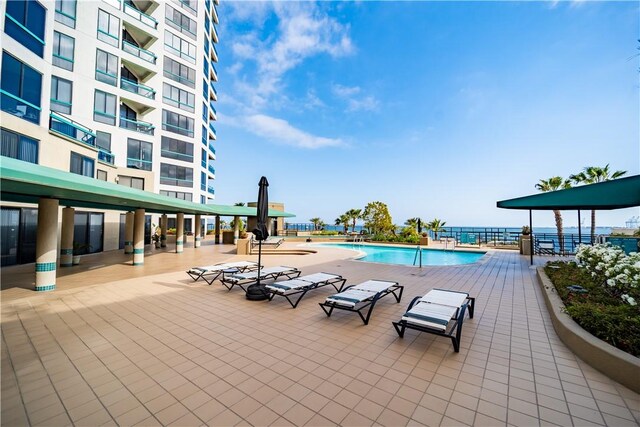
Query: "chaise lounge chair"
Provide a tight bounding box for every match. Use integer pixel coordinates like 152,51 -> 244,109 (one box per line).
535,239 -> 555,256
251,236 -> 284,249
319,280 -> 404,325
220,266 -> 301,292
266,272 -> 346,308
186,261 -> 259,285
392,289 -> 475,352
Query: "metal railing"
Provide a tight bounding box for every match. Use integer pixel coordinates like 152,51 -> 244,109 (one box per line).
98,149 -> 115,164
207,185 -> 215,195
122,39 -> 156,64
120,77 -> 156,99
49,111 -> 96,147
119,116 -> 155,135
208,164 -> 215,175
124,2 -> 157,29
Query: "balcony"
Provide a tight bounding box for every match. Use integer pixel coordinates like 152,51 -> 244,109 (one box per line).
208,121 -> 216,136
210,43 -> 218,62
208,141 -> 215,155
124,2 -> 158,29
49,112 -> 96,147
200,182 -> 206,191
208,164 -> 215,175
209,100 -> 216,116
211,21 -> 219,43
1,89 -> 41,125
122,39 -> 156,64
120,77 -> 156,99
162,122 -> 194,138
120,116 -> 155,135
211,3 -> 219,24
101,0 -> 121,10
210,62 -> 218,81
127,158 -> 152,171
98,149 -> 115,165
160,176 -> 193,187
161,148 -> 193,162
207,185 -> 215,195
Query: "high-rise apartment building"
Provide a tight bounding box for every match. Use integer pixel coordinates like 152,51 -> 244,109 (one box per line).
0,0 -> 219,265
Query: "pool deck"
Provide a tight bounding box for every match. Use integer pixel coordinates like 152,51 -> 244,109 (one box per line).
2,242 -> 639,426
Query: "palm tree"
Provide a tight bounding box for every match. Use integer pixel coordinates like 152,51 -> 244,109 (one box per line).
570,165 -> 627,242
427,218 -> 446,240
405,217 -> 423,232
346,209 -> 362,232
309,217 -> 323,231
535,177 -> 572,252
335,214 -> 350,234
234,202 -> 245,206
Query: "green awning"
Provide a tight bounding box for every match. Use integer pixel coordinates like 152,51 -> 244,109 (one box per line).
497,175 -> 640,210
0,157 -> 295,218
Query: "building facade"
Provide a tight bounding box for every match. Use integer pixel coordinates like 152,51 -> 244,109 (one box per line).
0,0 -> 219,266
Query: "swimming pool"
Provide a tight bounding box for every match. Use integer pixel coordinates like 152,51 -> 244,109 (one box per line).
311,243 -> 486,266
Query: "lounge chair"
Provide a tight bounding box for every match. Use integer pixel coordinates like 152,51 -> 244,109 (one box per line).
220,266 -> 301,292
319,280 -> 403,325
266,272 -> 346,308
186,261 -> 259,285
251,236 -> 284,249
392,289 -> 475,352
535,239 -> 555,255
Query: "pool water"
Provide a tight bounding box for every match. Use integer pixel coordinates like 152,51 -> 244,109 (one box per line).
312,243 -> 486,266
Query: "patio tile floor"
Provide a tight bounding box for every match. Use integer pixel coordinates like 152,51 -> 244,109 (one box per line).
2,244 -> 639,426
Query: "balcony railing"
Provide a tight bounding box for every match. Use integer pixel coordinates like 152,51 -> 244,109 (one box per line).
101,0 -> 121,10
211,43 -> 218,61
208,164 -> 215,175
127,157 -> 152,171
208,121 -> 216,135
119,116 -> 155,135
208,141 -> 215,154
120,77 -> 156,99
207,185 -> 215,195
211,62 -> 218,79
98,149 -> 115,165
122,39 -> 156,64
1,89 -> 41,125
162,122 -> 194,137
209,100 -> 216,116
124,2 -> 157,29
49,111 -> 96,147
200,182 -> 206,191
160,177 -> 193,187
161,148 -> 193,162
209,81 -> 217,96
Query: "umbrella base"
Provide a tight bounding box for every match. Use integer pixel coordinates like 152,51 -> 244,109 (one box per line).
246,284 -> 270,301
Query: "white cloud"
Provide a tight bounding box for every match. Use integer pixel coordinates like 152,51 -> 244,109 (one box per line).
332,84 -> 380,112
229,114 -> 343,149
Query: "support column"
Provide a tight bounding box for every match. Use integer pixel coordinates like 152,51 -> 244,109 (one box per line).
215,215 -> 221,244
194,214 -> 201,248
60,207 -> 74,267
160,214 -> 167,248
176,213 -> 184,253
233,215 -> 240,245
35,198 -> 59,291
133,208 -> 145,266
124,211 -> 134,254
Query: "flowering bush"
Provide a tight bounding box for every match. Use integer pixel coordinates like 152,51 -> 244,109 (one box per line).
575,243 -> 639,306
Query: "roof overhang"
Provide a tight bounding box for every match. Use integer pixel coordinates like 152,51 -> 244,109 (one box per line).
0,157 -> 295,218
497,175 -> 640,211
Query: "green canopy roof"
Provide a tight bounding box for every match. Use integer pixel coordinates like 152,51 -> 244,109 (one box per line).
0,157 -> 295,218
497,175 -> 640,210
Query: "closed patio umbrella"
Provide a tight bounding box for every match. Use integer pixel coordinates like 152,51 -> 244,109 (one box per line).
246,176 -> 270,301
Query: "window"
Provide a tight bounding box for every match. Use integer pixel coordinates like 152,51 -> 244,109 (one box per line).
202,79 -> 208,100
201,148 -> 206,167
202,101 -> 207,122
0,52 -> 42,124
96,131 -> 111,152
201,125 -> 207,145
162,109 -> 194,137
165,6 -> 197,39
97,9 -> 119,47
96,170 -> 108,181
200,195 -> 206,204
163,57 -> 195,88
163,83 -> 195,112
200,171 -> 206,190
55,0 -> 77,28
50,76 -> 73,115
93,90 -> 116,125
4,0 -> 46,57
118,175 -> 144,189
177,0 -> 198,15
160,190 -> 192,201
95,49 -> 118,86
127,138 -> 152,171
52,31 -> 75,71
160,163 -> 193,187
164,30 -> 196,63
70,152 -> 94,177
1,128 -> 38,164
161,136 -> 193,162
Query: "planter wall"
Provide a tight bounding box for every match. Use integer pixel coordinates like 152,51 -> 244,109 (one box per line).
536,268 -> 640,393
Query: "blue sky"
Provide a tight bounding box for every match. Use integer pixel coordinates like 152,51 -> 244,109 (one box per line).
213,1 -> 639,228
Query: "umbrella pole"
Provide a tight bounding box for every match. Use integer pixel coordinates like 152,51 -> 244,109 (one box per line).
257,240 -> 262,287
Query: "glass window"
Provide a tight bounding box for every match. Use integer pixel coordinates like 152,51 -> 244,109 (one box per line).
161,136 -> 193,162
118,175 -> 144,189
93,90 -> 116,125
95,49 -> 118,86
50,76 -> 73,115
160,163 -> 193,187
202,102 -> 207,122
1,128 -> 38,164
96,131 -> 111,152
127,138 -> 153,171
70,152 -> 94,177
0,52 -> 42,124
160,190 -> 192,201
52,31 -> 75,71
55,0 -> 77,28
96,170 -> 108,181
164,30 -> 196,63
201,171 -> 206,190
177,0 -> 197,15
165,6 -> 197,39
162,109 -> 194,137
4,0 -> 46,57
163,56 -> 195,88
97,9 -> 119,47
162,83 -> 195,112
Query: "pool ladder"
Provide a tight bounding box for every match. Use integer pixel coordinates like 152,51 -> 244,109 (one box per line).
413,245 -> 423,268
